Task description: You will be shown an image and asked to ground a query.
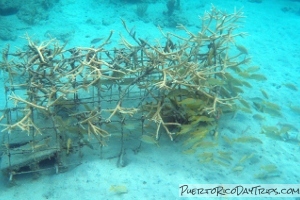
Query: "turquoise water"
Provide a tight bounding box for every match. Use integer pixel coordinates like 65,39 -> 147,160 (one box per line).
0,0 -> 300,199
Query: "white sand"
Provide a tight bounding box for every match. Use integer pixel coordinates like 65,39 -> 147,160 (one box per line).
0,0 -> 300,199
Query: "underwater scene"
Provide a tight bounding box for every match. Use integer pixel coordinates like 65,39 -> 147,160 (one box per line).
0,0 -> 300,199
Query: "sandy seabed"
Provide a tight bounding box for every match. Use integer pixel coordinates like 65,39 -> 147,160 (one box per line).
0,0 -> 300,199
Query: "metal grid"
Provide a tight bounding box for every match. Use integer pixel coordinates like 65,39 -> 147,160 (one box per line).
0,7 -> 250,182
0,36 -> 165,180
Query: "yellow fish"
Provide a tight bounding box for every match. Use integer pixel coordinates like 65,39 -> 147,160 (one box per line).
140,135 -> 159,146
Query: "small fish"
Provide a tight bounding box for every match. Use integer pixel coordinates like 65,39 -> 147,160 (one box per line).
289,104 -> 300,115
192,141 -> 217,149
213,131 -> 219,140
278,126 -> 291,134
213,159 -> 230,167
260,89 -> 269,99
236,44 -> 248,54
182,148 -> 196,154
206,78 -> 224,86
241,80 -> 252,88
277,123 -> 298,132
198,152 -> 214,163
263,101 -> 281,111
237,71 -> 250,78
239,153 -> 254,164
235,136 -> 262,144
217,151 -> 233,161
178,124 -> 194,135
167,89 -> 190,98
249,74 -> 267,81
222,135 -> 233,146
255,172 -> 280,179
67,138 -> 72,154
129,26 -> 136,38
124,122 -> 137,131
140,135 -> 159,146
252,114 -> 265,121
283,83 -> 298,91
232,166 -> 244,172
178,98 -> 204,110
260,164 -> 277,172
262,125 -> 279,133
245,66 -> 260,73
239,98 -> 250,109
239,106 -> 252,114
190,116 -> 215,124
90,37 -> 103,44
110,185 -> 128,194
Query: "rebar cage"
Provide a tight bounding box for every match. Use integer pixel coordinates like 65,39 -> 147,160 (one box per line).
0,7 -> 253,181
0,35 -> 165,179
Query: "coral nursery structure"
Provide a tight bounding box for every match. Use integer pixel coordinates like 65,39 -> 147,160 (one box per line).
0,6 -> 261,181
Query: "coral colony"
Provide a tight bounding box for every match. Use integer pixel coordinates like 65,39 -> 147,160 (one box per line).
0,6 -> 287,182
